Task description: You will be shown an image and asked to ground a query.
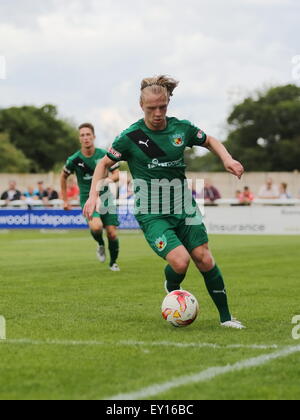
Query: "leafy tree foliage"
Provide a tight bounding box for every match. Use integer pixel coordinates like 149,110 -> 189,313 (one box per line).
0,105 -> 79,173
192,85 -> 300,172
0,133 -> 31,173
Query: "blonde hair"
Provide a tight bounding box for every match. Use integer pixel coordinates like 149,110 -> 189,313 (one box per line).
140,75 -> 179,102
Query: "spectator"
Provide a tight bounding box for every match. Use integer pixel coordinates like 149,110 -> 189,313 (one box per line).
239,186 -> 254,205
204,180 -> 221,203
192,187 -> 197,200
191,180 -> 202,200
258,178 -> 280,199
279,183 -> 292,199
235,190 -> 242,200
67,177 -> 80,201
47,187 -> 59,201
37,181 -> 49,204
23,186 -> 39,200
1,181 -> 22,203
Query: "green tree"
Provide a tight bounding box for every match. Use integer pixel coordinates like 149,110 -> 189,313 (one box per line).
0,105 -> 79,173
185,148 -> 221,172
0,133 -> 31,173
195,84 -> 300,172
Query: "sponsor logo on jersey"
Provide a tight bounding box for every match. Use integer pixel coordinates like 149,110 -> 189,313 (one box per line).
127,129 -> 166,158
171,133 -> 184,147
109,147 -> 122,159
72,157 -> 94,176
139,140 -> 150,148
148,158 -> 184,169
155,235 -> 167,252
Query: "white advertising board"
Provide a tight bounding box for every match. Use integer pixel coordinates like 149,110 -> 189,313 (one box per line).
204,206 -> 300,235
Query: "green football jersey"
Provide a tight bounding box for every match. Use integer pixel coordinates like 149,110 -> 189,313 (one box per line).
107,117 -> 207,222
64,148 -> 119,206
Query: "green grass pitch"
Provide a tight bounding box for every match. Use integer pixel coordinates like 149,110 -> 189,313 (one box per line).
0,230 -> 299,400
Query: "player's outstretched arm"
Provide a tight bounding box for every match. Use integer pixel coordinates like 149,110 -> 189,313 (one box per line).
83,156 -> 116,220
60,171 -> 71,210
204,135 -> 244,179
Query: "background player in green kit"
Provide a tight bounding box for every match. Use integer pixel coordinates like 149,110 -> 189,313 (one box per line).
61,123 -> 120,272
84,76 -> 245,328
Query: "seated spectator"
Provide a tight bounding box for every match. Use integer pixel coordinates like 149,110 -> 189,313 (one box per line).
1,181 -> 22,203
235,190 -> 242,200
23,186 -> 39,200
36,181 -> 49,204
67,177 -> 80,201
191,180 -> 202,200
47,187 -> 59,201
204,180 -> 221,203
258,178 -> 280,199
239,186 -> 254,205
279,183 -> 292,199
192,187 -> 198,200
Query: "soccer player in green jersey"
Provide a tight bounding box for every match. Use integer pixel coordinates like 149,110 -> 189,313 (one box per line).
61,123 -> 120,271
84,76 -> 245,328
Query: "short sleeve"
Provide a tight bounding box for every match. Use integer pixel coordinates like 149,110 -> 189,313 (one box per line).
64,158 -> 76,175
107,133 -> 130,162
185,121 -> 207,148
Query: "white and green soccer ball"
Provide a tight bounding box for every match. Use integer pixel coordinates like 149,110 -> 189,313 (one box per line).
162,290 -> 199,327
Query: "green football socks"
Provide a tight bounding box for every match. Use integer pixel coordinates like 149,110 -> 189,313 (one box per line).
165,265 -> 186,292
201,265 -> 231,323
108,238 -> 119,267
90,230 -> 105,246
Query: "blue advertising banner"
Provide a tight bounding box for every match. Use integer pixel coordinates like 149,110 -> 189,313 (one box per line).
0,209 -> 140,230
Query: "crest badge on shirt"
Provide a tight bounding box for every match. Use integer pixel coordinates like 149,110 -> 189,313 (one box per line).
170,134 -> 184,147
155,235 -> 167,252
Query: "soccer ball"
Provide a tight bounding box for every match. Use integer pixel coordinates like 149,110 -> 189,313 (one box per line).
162,290 -> 199,327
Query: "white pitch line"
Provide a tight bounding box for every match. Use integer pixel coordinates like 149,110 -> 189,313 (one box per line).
119,340 -> 280,350
2,338 -> 106,346
107,344 -> 300,400
11,237 -> 89,245
0,338 -> 280,351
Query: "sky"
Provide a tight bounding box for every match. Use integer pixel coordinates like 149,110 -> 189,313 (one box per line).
0,0 -> 299,149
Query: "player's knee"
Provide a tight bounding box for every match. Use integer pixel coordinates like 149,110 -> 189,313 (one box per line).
107,232 -> 117,241
89,220 -> 102,232
171,258 -> 190,275
199,251 -> 214,271
193,246 -> 214,271
106,228 -> 117,241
